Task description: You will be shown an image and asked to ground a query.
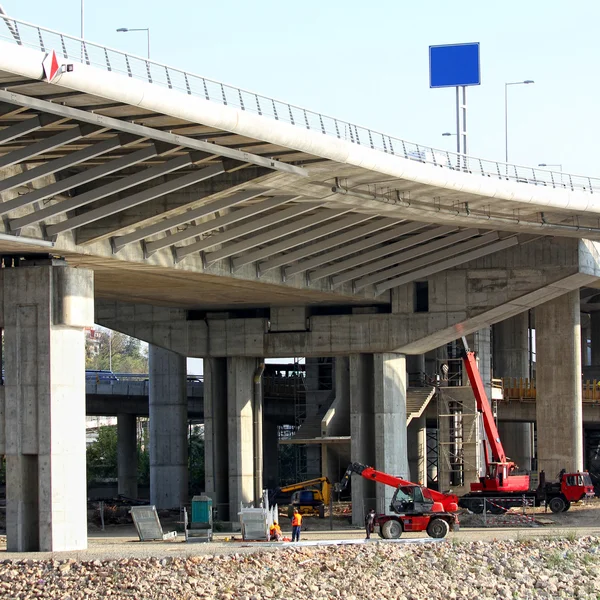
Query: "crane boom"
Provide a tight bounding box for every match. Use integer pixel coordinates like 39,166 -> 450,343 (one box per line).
460,336 -> 506,464
339,462 -> 459,513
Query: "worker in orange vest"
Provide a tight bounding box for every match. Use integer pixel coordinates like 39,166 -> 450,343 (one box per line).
269,521 -> 283,541
291,508 -> 302,542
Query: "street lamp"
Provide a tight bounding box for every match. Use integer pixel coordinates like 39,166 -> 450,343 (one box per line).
116,27 -> 151,59
538,163 -> 563,171
504,80 -> 534,163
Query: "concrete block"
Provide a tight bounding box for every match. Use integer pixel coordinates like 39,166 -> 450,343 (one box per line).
269,306 -> 308,331
52,267 -> 94,327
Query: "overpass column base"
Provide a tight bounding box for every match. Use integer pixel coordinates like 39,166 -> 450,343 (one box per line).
149,345 -> 188,509
1,263 -> 93,552
350,353 -> 407,526
205,357 -> 261,521
408,414 -> 427,485
117,413 -> 138,498
536,291 -> 583,475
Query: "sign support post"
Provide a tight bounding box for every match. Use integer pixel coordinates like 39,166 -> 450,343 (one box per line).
430,43 -> 480,171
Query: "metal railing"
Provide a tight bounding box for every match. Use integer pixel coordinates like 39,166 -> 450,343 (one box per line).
2,14 -> 599,195
502,377 -> 600,403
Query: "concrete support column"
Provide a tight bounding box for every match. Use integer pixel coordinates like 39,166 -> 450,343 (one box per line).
591,311 -> 600,367
536,291 -> 583,475
0,263 -> 93,552
227,357 -> 257,515
407,414 -> 427,484
350,353 -> 407,524
204,357 -> 229,519
493,312 -> 529,378
117,413 -> 138,498
493,313 -> 534,472
262,420 -> 279,491
149,345 -> 188,509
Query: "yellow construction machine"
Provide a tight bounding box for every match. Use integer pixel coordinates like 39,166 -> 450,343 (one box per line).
270,477 -> 331,519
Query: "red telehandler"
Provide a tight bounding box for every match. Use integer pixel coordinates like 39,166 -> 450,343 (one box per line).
458,336 -> 595,514
338,462 -> 460,539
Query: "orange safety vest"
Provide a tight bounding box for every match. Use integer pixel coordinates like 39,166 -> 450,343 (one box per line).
292,513 -> 302,527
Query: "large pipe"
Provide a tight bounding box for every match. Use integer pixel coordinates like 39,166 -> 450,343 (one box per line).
253,361 -> 265,506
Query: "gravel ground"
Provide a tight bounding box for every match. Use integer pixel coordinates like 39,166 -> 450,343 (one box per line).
0,535 -> 599,599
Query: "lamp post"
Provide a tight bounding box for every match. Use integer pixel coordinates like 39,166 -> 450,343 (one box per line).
81,0 -> 84,38
504,80 -> 534,163
116,27 -> 151,59
538,163 -> 563,171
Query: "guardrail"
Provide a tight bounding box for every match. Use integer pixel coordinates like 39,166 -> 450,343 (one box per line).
502,377 -> 600,403
1,14 -> 599,195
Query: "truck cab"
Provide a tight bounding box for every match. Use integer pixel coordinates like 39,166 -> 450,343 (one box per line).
390,484 -> 444,515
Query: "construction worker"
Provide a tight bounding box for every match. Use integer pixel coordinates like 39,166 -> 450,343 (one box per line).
269,521 -> 283,541
365,508 -> 376,539
291,507 -> 302,542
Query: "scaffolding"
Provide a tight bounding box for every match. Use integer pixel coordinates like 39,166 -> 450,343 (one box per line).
436,347 -> 480,492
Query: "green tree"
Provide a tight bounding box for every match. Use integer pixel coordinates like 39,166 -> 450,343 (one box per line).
189,426 -> 205,496
86,425 -> 118,483
86,328 -> 148,373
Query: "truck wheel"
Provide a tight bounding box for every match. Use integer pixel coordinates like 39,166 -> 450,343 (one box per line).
469,499 -> 484,514
381,519 -> 403,539
287,505 -> 294,519
427,518 -> 450,539
564,501 -> 571,512
318,504 -> 325,519
548,496 -> 566,513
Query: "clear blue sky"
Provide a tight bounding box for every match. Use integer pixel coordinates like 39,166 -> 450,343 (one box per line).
5,0 -> 600,177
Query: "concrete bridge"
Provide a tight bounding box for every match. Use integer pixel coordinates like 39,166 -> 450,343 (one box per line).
0,14 -> 599,550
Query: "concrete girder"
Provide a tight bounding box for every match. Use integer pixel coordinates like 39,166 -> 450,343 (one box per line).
258,217 -> 399,275
46,164 -> 225,237
95,238 -> 599,357
0,113 -> 61,144
111,188 -> 268,252
354,231 -> 502,290
0,144 -> 157,218
231,213 -> 375,271
174,201 -> 327,262
0,124 -> 101,169
281,218 -> 407,278
374,236 -> 520,294
11,151 -> 198,232
303,222 -> 431,283
145,196 -> 298,256
330,226 -> 472,287
205,208 -> 355,266
0,90 -> 308,178
0,136 -> 132,194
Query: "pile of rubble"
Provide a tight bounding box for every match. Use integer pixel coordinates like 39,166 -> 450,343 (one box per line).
1,536 -> 599,598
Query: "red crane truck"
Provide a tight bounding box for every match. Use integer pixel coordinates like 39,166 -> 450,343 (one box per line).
339,462 -> 460,539
458,336 -> 594,514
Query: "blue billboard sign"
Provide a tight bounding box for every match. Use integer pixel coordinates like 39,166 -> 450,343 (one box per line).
429,43 -> 480,88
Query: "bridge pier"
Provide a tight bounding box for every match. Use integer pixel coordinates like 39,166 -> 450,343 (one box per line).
536,291 -> 583,475
0,261 -> 93,552
493,312 -> 535,472
149,345 -> 188,509
204,357 -> 262,521
117,413 -> 138,498
350,352 -> 408,525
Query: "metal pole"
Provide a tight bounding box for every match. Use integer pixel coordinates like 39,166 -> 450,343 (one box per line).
146,29 -> 150,59
109,330 -> 112,371
504,83 -> 508,164
461,86 -> 467,159
81,0 -> 84,38
455,86 -> 460,169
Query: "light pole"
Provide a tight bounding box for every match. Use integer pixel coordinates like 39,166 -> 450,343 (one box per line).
116,27 -> 151,59
538,163 -> 563,171
81,0 -> 84,38
504,80 -> 534,163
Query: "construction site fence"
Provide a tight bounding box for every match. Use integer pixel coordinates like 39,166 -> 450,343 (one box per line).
467,496 -> 537,528
502,377 -> 600,403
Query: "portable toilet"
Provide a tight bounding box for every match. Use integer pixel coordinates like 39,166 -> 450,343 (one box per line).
191,495 -> 213,527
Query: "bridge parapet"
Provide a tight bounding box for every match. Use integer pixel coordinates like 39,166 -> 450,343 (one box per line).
0,14 -> 595,195
502,377 -> 600,403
